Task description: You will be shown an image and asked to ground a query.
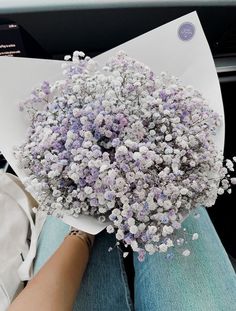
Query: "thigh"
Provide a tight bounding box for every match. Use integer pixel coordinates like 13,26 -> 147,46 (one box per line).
34,216 -> 133,311
133,207 -> 236,311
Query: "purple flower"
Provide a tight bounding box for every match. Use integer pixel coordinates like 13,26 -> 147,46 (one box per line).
87,112 -> 95,120
112,138 -> 121,147
109,214 -> 117,221
166,252 -> 174,260
72,140 -> 81,148
160,215 -> 169,224
138,249 -> 146,262
79,178 -> 86,187
120,163 -> 129,172
94,131 -> 101,140
52,126 -> 60,133
90,199 -> 98,207
90,167 -> 99,176
104,191 -> 114,201
85,175 -> 94,184
159,90 -> 168,101
41,81 -> 51,95
71,122 -> 80,132
124,233 -> 133,244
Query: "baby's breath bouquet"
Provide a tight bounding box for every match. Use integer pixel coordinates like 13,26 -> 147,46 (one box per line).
15,51 -> 235,261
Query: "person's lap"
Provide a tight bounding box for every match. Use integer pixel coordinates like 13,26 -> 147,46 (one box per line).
34,207 -> 236,311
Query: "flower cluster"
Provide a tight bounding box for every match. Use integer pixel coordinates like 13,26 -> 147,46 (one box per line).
15,51 -> 235,261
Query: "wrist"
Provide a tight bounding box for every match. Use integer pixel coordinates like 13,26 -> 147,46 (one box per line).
65,228 -> 94,254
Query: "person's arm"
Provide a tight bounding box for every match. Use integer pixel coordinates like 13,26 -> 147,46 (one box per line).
9,230 -> 94,311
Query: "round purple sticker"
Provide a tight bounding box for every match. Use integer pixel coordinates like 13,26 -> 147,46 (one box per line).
178,22 -> 195,41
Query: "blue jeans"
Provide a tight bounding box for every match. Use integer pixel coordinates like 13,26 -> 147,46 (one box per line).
34,207 -> 236,311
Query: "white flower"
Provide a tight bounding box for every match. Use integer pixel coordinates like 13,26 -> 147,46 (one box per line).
162,225 -> 174,237
165,134 -> 172,142
145,243 -> 155,254
160,125 -> 167,133
163,109 -> 170,116
217,187 -> 224,195
129,225 -> 138,234
163,200 -> 172,210
80,116 -> 88,125
172,116 -> 180,124
165,147 -> 173,154
73,50 -> 85,58
226,159 -> 234,171
166,238 -> 174,247
112,208 -> 121,216
127,218 -> 135,226
153,112 -> 160,118
125,139 -> 137,149
152,235 -> 160,242
180,188 -> 188,195
117,145 -> 128,154
64,55 -> 71,61
82,141 -> 92,148
99,207 -> 107,213
231,178 -> 236,185
48,171 -> 59,178
138,223 -> 146,231
84,186 -> 93,195
115,177 -> 126,188
100,164 -> 109,172
106,225 -> 115,233
139,146 -> 149,154
148,226 -> 157,235
123,252 -> 129,258
159,243 -> 168,252
116,229 -> 124,240
84,131 -> 93,140
192,233 -> 199,240
182,249 -> 191,256
133,152 -> 142,160
107,200 -> 116,208
131,240 -> 139,251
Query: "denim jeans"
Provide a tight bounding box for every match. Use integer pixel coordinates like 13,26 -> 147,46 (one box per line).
34,207 -> 236,311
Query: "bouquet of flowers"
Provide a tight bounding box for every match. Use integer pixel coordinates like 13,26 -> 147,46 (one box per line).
15,51 -> 235,261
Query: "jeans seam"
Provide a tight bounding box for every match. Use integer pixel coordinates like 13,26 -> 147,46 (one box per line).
117,248 -> 134,311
